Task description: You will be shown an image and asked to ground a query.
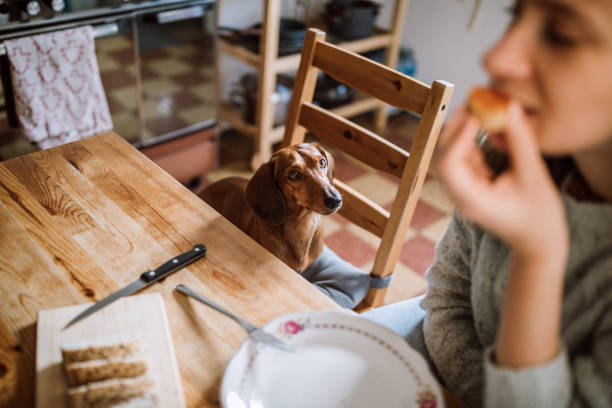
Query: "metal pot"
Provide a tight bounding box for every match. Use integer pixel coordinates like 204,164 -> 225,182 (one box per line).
324,0 -> 381,40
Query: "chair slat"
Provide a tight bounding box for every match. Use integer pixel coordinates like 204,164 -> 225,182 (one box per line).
313,41 -> 430,115
360,80 -> 455,309
333,180 -> 388,238
299,102 -> 409,178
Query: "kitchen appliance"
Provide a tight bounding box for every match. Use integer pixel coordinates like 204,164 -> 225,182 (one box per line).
0,0 -> 217,188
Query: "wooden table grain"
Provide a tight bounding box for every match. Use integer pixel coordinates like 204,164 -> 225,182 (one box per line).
0,132 -> 465,408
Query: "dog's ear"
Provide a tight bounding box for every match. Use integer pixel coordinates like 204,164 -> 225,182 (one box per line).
245,161 -> 287,225
313,143 -> 335,182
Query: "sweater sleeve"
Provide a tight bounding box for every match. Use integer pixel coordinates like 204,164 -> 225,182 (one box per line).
484,308 -> 612,408
421,213 -> 485,408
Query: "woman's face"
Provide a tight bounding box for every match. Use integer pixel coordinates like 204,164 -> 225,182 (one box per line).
483,0 -> 612,157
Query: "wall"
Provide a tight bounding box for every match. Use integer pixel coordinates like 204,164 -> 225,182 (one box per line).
216,0 -> 513,114
400,0 -> 512,111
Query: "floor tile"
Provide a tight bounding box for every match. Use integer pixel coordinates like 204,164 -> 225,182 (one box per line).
385,262 -> 427,304
321,215 -> 342,238
419,178 -> 454,214
345,223 -> 380,249
331,152 -> 368,182
145,58 -> 192,77
97,54 -> 120,73
142,78 -> 183,98
325,229 -> 378,268
107,96 -> 127,115
172,71 -> 210,87
188,82 -> 214,100
410,200 -> 446,231
109,86 -> 138,110
177,104 -> 216,126
399,235 -> 437,276
421,215 -> 452,243
96,35 -> 133,53
107,49 -> 135,65
165,44 -> 200,58
110,111 -> 140,144
100,70 -> 135,89
346,172 -> 398,208
141,49 -> 171,61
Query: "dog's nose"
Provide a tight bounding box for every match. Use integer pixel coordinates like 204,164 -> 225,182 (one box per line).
324,192 -> 342,210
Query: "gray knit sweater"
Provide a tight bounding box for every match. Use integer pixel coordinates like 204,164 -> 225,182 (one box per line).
421,193 -> 612,408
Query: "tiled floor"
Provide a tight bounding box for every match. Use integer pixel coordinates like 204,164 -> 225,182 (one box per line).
204,112 -> 454,306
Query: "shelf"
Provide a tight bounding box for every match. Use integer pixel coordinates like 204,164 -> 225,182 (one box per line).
219,93 -> 381,145
219,28 -> 394,74
217,102 -> 257,137
218,102 -> 285,144
216,0 -> 407,166
218,38 -> 260,68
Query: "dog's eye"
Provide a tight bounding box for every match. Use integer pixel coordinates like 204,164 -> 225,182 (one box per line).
288,169 -> 302,181
319,158 -> 327,169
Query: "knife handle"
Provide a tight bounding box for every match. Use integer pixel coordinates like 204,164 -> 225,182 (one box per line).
141,244 -> 207,283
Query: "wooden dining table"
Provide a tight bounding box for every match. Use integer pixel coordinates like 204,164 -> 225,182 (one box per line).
0,131 -> 465,408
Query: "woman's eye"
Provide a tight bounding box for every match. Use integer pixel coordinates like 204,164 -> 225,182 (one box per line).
543,27 -> 578,48
288,169 -> 302,181
319,158 -> 327,169
506,3 -> 521,21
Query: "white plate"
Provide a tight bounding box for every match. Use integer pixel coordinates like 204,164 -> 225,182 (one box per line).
221,310 -> 444,408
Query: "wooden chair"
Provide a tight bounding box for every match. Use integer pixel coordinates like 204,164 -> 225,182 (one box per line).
282,28 -> 454,311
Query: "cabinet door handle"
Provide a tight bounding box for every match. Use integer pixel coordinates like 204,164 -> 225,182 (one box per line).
156,5 -> 204,24
92,23 -> 119,38
0,22 -> 118,56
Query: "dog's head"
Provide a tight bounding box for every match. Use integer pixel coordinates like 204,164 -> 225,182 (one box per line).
245,143 -> 342,225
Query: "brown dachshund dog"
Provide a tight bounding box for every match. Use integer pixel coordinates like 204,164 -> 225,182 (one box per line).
199,143 -> 342,273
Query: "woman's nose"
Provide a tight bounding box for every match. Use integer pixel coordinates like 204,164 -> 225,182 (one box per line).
482,22 -> 532,82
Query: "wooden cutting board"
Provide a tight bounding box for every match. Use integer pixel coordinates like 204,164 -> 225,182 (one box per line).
36,292 -> 186,408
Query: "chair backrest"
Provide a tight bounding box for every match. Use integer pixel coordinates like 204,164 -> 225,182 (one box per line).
282,28 -> 454,311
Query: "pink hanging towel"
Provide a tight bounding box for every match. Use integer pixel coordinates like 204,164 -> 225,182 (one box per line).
5,25 -> 113,149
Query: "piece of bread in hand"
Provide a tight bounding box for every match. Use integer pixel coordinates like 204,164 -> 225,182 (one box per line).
467,87 -> 510,132
61,333 -> 142,364
64,355 -> 149,387
67,375 -> 154,408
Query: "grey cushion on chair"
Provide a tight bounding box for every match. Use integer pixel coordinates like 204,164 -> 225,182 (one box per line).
301,246 -> 372,309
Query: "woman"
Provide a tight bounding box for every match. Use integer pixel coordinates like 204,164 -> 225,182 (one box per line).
364,1 -> 612,406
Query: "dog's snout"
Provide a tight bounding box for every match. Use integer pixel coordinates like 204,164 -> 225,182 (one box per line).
324,191 -> 342,210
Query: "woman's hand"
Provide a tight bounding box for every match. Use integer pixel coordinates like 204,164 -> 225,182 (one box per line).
436,102 -> 569,263
437,101 -> 570,367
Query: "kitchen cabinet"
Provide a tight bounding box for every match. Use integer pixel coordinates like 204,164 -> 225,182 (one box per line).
216,0 -> 407,168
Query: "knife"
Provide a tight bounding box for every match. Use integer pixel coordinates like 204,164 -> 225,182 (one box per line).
63,244 -> 206,330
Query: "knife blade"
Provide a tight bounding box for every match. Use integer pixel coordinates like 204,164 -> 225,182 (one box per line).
63,244 -> 206,330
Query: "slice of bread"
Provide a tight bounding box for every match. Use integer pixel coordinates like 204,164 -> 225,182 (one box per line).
468,87 -> 510,132
61,333 -> 142,364
65,355 -> 149,387
67,375 -> 154,408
